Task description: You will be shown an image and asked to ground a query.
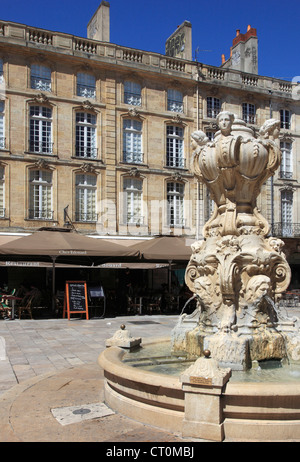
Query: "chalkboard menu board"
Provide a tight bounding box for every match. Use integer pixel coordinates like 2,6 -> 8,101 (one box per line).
63,281 -> 89,320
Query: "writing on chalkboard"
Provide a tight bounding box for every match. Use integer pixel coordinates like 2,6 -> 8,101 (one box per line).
63,281 -> 89,320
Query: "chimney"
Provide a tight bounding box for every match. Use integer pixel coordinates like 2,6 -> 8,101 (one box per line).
221,54 -> 226,64
87,1 -> 110,42
230,25 -> 258,74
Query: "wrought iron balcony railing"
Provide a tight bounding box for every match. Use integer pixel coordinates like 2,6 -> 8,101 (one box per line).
166,156 -> 186,169
123,151 -> 143,164
28,209 -> 54,220
272,222 -> 300,238
75,211 -> 98,222
75,145 -> 98,159
29,140 -> 53,154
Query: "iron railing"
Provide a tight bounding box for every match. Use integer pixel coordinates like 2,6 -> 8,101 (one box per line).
272,222 -> 300,238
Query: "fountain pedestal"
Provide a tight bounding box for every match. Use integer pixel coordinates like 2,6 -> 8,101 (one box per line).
180,351 -> 231,441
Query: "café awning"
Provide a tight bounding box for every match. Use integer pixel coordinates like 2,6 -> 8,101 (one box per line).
0,228 -> 139,264
129,235 -> 192,262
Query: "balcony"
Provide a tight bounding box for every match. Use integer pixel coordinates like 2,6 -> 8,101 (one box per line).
29,140 -> 53,155
0,137 -> 5,149
75,211 -> 98,222
272,222 -> 300,238
279,171 -> 293,180
28,209 -> 54,220
166,156 -> 186,169
123,151 -> 143,164
75,145 -> 98,159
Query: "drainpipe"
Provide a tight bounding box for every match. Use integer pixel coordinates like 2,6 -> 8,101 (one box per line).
196,68 -> 200,240
269,91 -> 274,233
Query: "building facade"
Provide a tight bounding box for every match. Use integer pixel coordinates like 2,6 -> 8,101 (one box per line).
0,3 -> 299,284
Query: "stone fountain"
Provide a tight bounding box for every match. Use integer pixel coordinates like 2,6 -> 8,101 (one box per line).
171,112 -> 300,370
99,113 -> 300,441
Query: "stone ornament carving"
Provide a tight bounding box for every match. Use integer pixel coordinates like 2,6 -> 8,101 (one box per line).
171,112 -> 300,369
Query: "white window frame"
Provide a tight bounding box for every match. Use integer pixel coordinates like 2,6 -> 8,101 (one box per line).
167,89 -> 183,113
123,119 -> 143,163
0,59 -> 3,84
280,141 -> 293,179
123,177 -> 143,225
29,169 -> 53,220
77,73 -> 96,99
75,173 -> 97,222
280,109 -> 291,129
281,189 -> 293,237
166,125 -> 184,168
167,182 -> 184,227
75,112 -> 97,159
0,101 -> 5,149
0,166 -> 5,218
242,102 -> 256,124
124,81 -> 141,106
29,106 -> 53,154
31,64 -> 51,92
207,97 -> 221,118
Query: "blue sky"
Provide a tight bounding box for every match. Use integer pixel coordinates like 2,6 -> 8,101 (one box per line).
1,0 -> 299,81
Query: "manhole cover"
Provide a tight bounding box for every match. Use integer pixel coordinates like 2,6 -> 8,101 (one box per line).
73,408 -> 91,415
51,402 -> 115,425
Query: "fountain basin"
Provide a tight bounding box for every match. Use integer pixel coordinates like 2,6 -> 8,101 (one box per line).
98,338 -> 300,442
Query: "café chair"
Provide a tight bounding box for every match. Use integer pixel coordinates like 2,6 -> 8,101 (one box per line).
17,295 -> 34,320
147,296 -> 161,314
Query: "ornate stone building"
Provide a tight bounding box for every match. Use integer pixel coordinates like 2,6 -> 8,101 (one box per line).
0,2 -> 299,284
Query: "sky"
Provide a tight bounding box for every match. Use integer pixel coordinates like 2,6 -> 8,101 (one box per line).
0,0 -> 299,81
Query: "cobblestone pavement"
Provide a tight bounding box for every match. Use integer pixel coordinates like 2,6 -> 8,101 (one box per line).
0,314 -> 178,396
0,315 -> 204,443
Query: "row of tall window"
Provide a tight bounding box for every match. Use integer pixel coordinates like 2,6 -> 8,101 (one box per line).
26,62 -> 185,112
0,99 -> 187,167
207,96 -> 292,128
0,167 -> 185,227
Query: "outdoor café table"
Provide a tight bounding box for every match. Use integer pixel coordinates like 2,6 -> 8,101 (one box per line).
1,295 -> 22,320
